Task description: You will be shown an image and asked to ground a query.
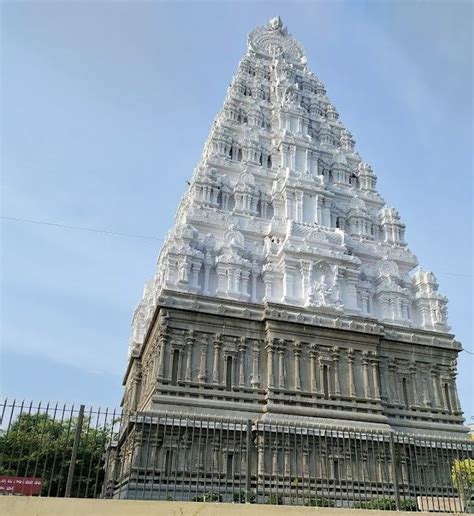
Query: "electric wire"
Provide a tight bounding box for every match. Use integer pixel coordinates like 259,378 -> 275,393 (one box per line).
1,216 -> 162,242
1,215 -> 472,278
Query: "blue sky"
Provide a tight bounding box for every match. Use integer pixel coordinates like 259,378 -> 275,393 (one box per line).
1,1 -> 472,420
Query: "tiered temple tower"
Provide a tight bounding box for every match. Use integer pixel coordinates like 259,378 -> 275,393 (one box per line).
115,17 -> 467,501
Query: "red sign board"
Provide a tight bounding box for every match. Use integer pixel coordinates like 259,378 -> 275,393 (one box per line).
0,476 -> 42,495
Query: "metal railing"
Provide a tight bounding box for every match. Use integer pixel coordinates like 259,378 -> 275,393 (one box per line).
0,400 -> 119,498
0,399 -> 472,512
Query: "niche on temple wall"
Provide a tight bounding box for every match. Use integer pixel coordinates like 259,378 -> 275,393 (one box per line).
337,352 -> 349,394
208,267 -> 218,296
295,147 -> 306,171
352,353 -> 365,400
303,193 -> 316,223
266,203 -> 274,219
227,193 -> 236,212
284,346 -> 295,391
288,116 -> 298,133
273,275 -> 284,303
256,275 -> 265,301
292,268 -> 303,299
371,297 -> 382,321
197,266 -> 206,292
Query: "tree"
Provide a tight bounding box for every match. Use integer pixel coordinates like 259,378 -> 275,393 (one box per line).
0,412 -> 113,497
452,458 -> 474,513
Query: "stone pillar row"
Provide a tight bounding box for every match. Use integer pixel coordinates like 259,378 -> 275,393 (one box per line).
251,436 -> 396,482
151,326 -> 457,414
384,359 -> 458,413
154,328 -> 384,399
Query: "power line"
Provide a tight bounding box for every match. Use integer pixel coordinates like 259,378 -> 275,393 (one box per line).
1,216 -> 473,278
438,272 -> 472,278
1,216 -> 162,242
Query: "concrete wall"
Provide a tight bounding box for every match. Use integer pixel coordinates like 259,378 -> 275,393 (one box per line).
0,498 -> 452,516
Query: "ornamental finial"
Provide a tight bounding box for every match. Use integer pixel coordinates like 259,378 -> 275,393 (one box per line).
267,16 -> 283,32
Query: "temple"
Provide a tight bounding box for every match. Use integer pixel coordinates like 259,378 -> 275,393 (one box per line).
113,17 -> 467,501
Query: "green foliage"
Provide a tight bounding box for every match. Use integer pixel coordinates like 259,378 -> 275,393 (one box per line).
232,490 -> 256,503
354,497 -> 416,511
265,493 -> 283,505
399,499 -> 418,511
0,412 -> 112,497
192,491 -> 222,502
452,458 -> 474,512
304,497 -> 335,507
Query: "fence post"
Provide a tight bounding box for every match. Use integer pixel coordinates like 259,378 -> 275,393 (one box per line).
65,404 -> 85,497
389,432 -> 401,511
245,419 -> 252,502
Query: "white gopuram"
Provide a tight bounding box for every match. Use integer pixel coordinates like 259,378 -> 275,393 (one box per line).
115,17 -> 467,501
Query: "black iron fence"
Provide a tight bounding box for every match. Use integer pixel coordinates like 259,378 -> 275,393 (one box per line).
0,399 -> 473,512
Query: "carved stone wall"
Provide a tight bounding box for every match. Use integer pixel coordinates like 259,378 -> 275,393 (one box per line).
123,297 -> 464,438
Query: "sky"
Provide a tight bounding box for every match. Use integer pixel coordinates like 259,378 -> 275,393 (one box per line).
1,1 -> 472,420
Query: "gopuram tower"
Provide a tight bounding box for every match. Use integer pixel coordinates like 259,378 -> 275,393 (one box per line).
115,18 -> 468,502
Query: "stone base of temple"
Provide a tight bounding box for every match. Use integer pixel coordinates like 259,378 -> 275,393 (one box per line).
124,295 -> 466,438
113,298 -> 470,502
106,409 -> 471,507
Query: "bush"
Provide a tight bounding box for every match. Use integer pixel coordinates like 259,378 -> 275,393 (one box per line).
265,494 -> 283,505
192,491 -> 222,502
354,498 -> 396,510
400,498 -> 417,511
304,497 -> 335,507
233,490 -> 256,503
354,498 -> 416,511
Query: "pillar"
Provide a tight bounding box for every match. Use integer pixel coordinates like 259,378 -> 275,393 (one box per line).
450,363 -> 462,413
409,362 -> 418,406
371,353 -> 381,400
332,346 -> 341,396
309,345 -> 318,393
362,351 -> 371,399
238,337 -> 247,388
319,357 -> 326,396
157,331 -> 167,381
421,370 -> 431,407
295,191 -> 303,222
185,331 -> 195,382
284,446 -> 290,477
203,259 -> 211,295
212,334 -> 222,384
277,341 -> 286,390
257,439 -> 265,476
347,349 -> 356,397
251,265 -> 258,302
294,341 -> 302,391
388,359 -> 399,404
266,339 -> 275,389
198,335 -> 208,383
241,269 -> 250,298
430,366 -> 441,408
300,261 -> 311,304
285,192 -> 292,219
303,448 -> 310,476
283,266 -> 294,300
190,260 -> 201,289
271,444 -> 278,474
305,149 -> 311,174
251,341 -> 260,388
